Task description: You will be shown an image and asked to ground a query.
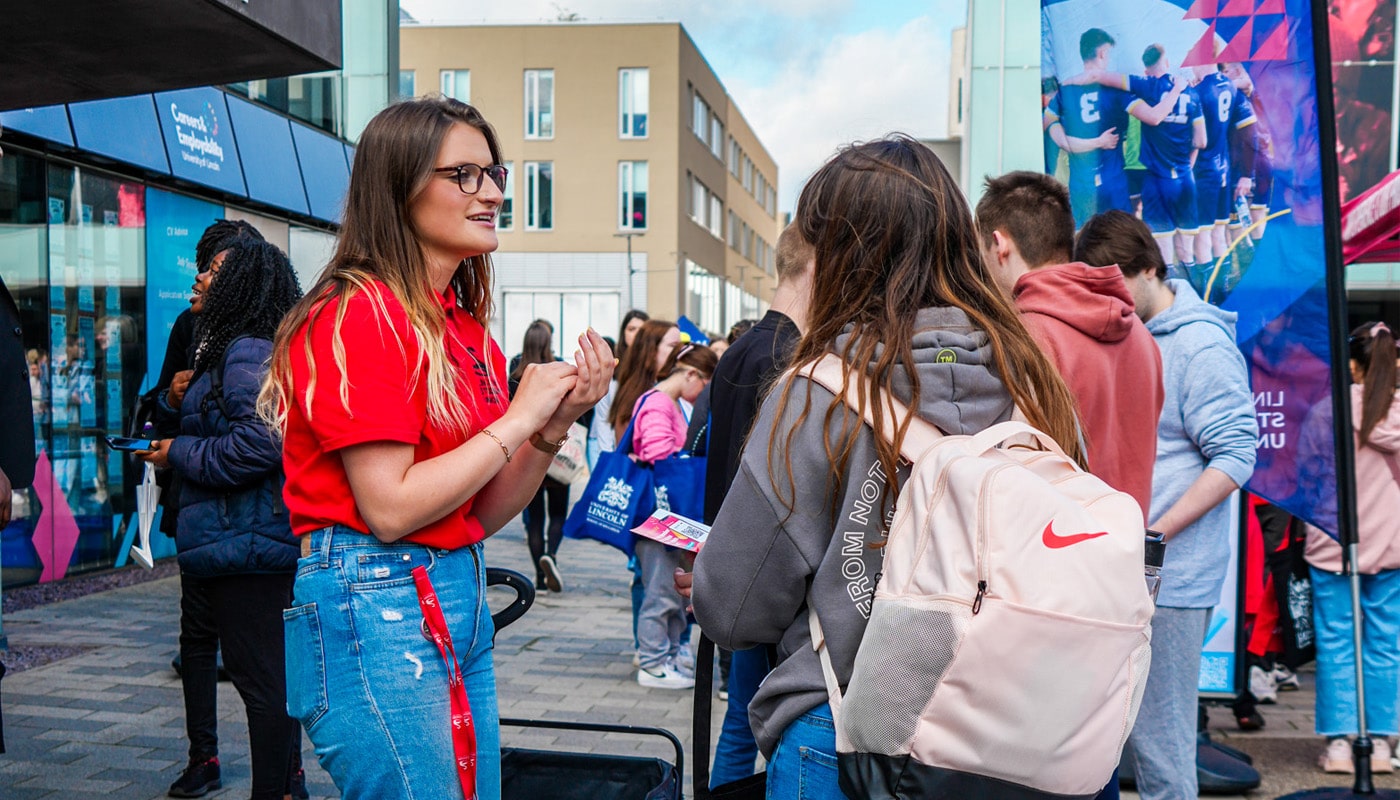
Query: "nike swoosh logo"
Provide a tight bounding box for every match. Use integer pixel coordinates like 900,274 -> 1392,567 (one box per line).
1042,522 -> 1110,549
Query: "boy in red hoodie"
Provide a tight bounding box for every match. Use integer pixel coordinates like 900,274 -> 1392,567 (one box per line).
977,170 -> 1166,800
976,170 -> 1164,516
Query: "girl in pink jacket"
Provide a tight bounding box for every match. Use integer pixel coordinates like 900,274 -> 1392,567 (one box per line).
1308,321 -> 1400,774
630,344 -> 717,689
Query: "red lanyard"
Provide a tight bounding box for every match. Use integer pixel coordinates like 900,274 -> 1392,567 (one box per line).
413,565 -> 478,800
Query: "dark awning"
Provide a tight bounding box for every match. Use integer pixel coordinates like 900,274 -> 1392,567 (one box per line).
0,0 -> 342,111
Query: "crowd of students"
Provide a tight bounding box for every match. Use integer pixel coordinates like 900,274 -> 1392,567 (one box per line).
125,94 -> 1400,800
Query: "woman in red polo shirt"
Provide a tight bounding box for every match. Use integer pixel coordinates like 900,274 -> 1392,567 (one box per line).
259,98 -> 611,800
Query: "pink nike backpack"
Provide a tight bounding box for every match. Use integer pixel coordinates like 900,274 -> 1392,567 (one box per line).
803,355 -> 1154,799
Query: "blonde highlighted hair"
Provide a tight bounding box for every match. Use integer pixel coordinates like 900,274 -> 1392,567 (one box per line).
258,97 -> 504,435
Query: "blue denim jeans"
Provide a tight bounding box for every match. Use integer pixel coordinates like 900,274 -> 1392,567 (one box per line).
711,646 -> 767,787
766,704 -> 850,800
284,526 -> 501,800
1312,566 -> 1400,736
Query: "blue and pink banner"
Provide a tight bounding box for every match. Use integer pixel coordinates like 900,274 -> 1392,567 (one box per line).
1042,0 -> 1342,694
1041,0 -> 1338,536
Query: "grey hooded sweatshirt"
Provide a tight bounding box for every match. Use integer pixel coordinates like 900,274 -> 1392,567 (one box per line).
693,307 -> 1016,757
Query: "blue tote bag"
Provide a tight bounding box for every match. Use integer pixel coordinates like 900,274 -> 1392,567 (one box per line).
563,416 -> 653,556
652,453 -> 705,521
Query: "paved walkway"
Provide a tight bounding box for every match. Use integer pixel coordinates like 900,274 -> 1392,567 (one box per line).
1,519 -> 1398,798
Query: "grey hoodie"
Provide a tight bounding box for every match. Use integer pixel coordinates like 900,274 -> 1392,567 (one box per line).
693,307 -> 1015,757
1144,280 -> 1257,608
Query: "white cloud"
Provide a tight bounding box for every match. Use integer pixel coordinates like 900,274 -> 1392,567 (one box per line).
729,15 -> 951,214
399,1 -> 955,214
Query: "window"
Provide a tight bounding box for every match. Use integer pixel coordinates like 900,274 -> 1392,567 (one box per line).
742,157 -> 753,192
497,161 -> 514,230
690,174 -> 706,225
619,68 -> 649,138
708,195 -> 722,238
398,70 -> 416,99
754,172 -> 765,201
525,70 -> 555,139
692,91 -> 711,143
441,70 -> 471,103
710,117 -> 724,159
728,210 -> 740,249
619,161 -> 648,230
729,138 -> 741,177
525,161 -> 553,230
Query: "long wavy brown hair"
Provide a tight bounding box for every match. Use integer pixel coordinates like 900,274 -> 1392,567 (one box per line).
769,136 -> 1084,511
609,319 -> 677,437
258,97 -> 503,435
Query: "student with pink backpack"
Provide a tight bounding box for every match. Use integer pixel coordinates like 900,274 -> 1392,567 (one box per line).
692,138 -> 1150,799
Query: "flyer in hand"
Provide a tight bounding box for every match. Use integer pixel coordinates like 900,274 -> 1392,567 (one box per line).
632,508 -> 711,552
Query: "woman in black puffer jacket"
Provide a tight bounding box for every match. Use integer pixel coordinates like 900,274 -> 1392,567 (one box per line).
142,237 -> 303,800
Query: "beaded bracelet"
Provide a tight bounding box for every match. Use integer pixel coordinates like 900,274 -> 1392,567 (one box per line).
480,428 -> 511,463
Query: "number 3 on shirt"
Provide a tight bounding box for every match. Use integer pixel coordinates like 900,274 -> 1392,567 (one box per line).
1080,91 -> 1100,124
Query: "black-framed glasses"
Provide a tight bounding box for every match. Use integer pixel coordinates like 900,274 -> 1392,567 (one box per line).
434,163 -> 508,195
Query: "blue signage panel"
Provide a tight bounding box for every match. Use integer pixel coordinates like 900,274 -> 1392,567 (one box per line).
154,88 -> 246,197
143,189 -> 222,391
225,96 -> 309,215
69,95 -> 170,174
291,122 -> 350,223
344,143 -> 356,172
0,105 -> 74,146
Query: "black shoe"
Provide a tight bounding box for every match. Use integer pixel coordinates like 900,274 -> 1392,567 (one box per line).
168,756 -> 221,798
538,554 -> 564,593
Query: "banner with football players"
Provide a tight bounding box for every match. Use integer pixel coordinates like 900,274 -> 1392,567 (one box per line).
1042,0 -> 1342,694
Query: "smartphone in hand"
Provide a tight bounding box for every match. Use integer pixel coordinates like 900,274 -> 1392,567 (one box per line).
105,435 -> 158,452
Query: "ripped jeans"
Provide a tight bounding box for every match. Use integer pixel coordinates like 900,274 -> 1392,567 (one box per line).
284,526 -> 500,800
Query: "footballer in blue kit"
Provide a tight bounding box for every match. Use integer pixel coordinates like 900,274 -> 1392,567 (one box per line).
1045,29 -> 1192,229
1191,64 -> 1257,264
1124,46 -> 1206,267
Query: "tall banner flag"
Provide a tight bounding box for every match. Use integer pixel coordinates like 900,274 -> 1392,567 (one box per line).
1041,0 -> 1345,693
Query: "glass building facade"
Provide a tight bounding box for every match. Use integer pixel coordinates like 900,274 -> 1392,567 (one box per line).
0,0 -> 397,593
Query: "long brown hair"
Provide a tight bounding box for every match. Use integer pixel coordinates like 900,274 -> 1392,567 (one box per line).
609,319 -> 676,433
615,309 -> 650,366
259,97 -> 503,435
1351,321 -> 1398,447
769,136 -> 1084,510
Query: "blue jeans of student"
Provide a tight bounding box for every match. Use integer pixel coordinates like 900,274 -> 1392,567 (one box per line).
1312,566 -> 1400,736
711,646 -> 767,787
766,703 -> 850,800
285,526 -> 501,800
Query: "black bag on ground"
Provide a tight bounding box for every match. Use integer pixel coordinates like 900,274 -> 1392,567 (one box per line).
1267,516 -> 1316,670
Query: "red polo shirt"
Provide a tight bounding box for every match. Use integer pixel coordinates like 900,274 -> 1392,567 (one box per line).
280,280 -> 508,548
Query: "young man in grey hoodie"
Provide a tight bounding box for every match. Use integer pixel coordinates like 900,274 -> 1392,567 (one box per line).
1075,210 -> 1258,800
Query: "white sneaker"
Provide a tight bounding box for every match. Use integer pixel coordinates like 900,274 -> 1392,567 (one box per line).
1320,737 -> 1354,774
1270,664 -> 1300,691
637,664 -> 695,690
673,644 -> 696,677
1249,665 -> 1278,704
1374,738 -> 1394,774
538,555 -> 564,593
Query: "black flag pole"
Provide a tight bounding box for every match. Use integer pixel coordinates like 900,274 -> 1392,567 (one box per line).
1278,0 -> 1394,796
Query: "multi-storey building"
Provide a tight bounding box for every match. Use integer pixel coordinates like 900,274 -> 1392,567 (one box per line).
400,22 -> 783,352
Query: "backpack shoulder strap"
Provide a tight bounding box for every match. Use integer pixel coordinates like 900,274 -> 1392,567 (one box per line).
800,353 -> 942,461
808,606 -> 852,751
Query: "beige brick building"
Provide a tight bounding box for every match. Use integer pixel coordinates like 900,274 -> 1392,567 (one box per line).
400,21 -> 783,352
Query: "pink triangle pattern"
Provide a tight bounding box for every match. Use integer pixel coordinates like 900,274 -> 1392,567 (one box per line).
1219,0 -> 1254,16
1218,16 -> 1256,62
32,450 -> 81,583
1185,0 -> 1220,20
1182,23 -> 1222,67
1255,0 -> 1284,13
1252,16 -> 1289,60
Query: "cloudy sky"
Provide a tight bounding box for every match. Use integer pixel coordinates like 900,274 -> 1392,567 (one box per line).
399,0 -> 967,214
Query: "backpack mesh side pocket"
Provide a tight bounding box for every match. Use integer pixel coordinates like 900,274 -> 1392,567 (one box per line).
840,598 -> 971,756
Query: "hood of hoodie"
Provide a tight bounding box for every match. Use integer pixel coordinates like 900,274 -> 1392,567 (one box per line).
1355,383 -> 1400,454
1012,262 -> 1138,344
833,306 -> 1016,435
1145,278 -> 1239,339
